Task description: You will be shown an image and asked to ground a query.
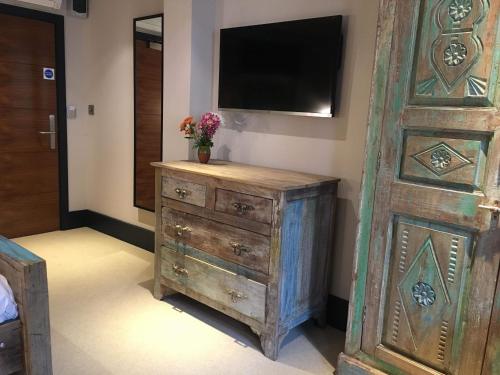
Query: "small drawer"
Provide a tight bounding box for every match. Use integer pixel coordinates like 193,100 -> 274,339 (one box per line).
215,189 -> 273,224
161,246 -> 266,323
162,208 -> 270,274
162,177 -> 206,207
0,319 -> 23,374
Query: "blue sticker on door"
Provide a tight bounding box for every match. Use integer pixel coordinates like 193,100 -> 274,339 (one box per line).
43,67 -> 55,80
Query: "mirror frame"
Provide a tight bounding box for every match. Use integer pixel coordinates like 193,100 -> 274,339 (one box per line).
133,14 -> 164,212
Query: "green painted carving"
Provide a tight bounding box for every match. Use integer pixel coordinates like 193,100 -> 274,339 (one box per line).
412,282 -> 437,306
411,142 -> 473,176
467,75 -> 488,96
398,236 -> 451,349
444,42 -> 468,66
449,0 -> 473,22
413,0 -> 493,102
416,76 -> 438,96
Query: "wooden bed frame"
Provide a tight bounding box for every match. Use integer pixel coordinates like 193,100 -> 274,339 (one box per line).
0,237 -> 52,375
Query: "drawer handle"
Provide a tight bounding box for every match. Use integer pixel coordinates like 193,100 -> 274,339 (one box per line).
229,242 -> 251,256
175,188 -> 188,199
172,264 -> 189,277
0,342 -> 5,349
227,289 -> 247,303
232,202 -> 254,215
174,224 -> 192,237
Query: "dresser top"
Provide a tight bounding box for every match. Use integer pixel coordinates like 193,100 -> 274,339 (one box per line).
152,160 -> 339,191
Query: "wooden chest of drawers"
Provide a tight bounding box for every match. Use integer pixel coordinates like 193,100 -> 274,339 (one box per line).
152,160 -> 339,360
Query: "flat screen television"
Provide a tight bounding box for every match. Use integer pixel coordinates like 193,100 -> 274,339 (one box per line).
218,16 -> 343,117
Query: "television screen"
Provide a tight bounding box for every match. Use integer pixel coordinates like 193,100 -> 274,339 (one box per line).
218,16 -> 342,117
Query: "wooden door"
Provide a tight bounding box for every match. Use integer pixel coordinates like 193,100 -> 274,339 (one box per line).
0,12 -> 60,238
355,1 -> 500,374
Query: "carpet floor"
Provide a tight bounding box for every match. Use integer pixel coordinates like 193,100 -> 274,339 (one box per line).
14,227 -> 344,375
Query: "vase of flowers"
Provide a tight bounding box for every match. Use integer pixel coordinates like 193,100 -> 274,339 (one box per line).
179,112 -> 221,164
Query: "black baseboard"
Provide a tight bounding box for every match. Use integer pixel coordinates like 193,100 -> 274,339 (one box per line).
63,210 -> 155,252
327,295 -> 349,332
63,209 -> 348,330
61,210 -> 88,230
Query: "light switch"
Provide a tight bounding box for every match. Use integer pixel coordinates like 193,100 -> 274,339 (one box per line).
67,105 -> 77,119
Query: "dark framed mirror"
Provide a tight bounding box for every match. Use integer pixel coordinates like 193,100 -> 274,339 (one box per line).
134,14 -> 163,211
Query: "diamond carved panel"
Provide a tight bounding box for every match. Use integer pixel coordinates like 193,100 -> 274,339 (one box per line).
401,132 -> 489,191
398,237 -> 450,350
411,142 -> 472,177
382,218 -> 472,372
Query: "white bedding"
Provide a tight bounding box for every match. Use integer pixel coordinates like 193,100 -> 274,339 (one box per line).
0,274 -> 18,323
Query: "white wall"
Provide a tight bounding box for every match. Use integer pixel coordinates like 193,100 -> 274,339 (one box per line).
162,0 -> 192,162
82,0 -> 163,229
209,0 -> 379,299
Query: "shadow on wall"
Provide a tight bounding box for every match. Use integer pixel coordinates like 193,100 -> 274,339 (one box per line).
216,15 -> 352,143
330,196 -> 358,298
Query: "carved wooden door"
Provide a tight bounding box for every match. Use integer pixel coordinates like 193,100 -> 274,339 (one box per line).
360,1 -> 500,374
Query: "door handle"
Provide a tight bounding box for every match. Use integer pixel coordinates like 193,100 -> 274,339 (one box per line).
478,201 -> 500,214
39,115 -> 56,150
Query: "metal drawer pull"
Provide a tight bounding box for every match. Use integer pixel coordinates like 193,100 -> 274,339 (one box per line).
226,289 -> 247,303
232,202 -> 254,215
229,242 -> 250,256
172,264 -> 189,277
0,342 -> 5,349
478,201 -> 500,213
174,224 -> 192,237
174,188 -> 188,199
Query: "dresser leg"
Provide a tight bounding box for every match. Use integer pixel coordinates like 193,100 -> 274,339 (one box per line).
313,308 -> 328,328
260,332 -> 280,361
153,282 -> 176,300
260,328 -> 289,361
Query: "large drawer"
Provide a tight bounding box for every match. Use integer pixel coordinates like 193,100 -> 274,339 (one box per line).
160,246 -> 266,323
162,176 -> 206,207
215,189 -> 273,224
162,207 -> 270,275
0,319 -> 23,374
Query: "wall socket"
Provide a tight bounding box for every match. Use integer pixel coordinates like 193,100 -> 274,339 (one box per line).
88,105 -> 95,115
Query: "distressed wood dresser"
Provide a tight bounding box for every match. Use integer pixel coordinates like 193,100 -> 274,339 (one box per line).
152,160 -> 339,359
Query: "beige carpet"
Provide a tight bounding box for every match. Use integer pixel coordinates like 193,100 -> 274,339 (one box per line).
14,228 -> 344,375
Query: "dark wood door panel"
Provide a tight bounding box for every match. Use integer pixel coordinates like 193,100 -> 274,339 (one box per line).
136,78 -> 162,115
135,183 -> 155,210
134,27 -> 162,212
0,108 -> 55,152
0,151 -> 58,196
0,13 -> 55,66
0,191 -> 59,238
0,62 -> 56,110
0,10 -> 60,238
135,40 -> 162,81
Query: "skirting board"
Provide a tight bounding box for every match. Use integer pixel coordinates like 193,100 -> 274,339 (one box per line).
63,210 -> 154,251
63,209 -> 348,331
